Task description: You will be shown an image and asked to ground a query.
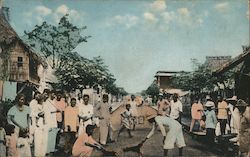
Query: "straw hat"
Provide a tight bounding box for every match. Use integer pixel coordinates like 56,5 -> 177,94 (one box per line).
226,96 -> 237,101
205,101 -> 214,107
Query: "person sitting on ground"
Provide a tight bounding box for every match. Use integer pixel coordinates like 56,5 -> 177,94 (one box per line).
72,124 -> 117,157
117,104 -> 133,138
204,102 -> 217,145
143,115 -> 186,157
190,97 -> 204,132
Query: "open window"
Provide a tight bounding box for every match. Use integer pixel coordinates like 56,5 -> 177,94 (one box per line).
17,57 -> 23,67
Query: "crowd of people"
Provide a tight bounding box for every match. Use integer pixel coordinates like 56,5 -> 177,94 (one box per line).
0,89 -> 249,157
189,95 -> 250,156
0,89 -> 187,157
0,89 -> 119,157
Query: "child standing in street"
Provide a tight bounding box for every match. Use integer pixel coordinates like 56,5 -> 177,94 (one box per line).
204,103 -> 217,145
5,124 -> 18,157
17,129 -> 31,157
117,104 -> 133,138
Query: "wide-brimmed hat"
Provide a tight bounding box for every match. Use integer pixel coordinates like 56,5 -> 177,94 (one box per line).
236,99 -> 248,107
146,114 -> 157,120
205,101 -> 214,107
226,96 -> 237,101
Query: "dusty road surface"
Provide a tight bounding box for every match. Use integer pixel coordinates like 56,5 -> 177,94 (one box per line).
90,122 -> 222,157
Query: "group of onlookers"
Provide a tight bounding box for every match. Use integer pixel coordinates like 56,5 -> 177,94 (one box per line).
190,95 -> 250,156
0,89 -> 118,157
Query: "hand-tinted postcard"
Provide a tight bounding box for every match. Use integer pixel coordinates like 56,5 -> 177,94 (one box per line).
0,0 -> 249,157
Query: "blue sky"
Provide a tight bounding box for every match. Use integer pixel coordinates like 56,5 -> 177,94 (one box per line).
4,0 -> 250,93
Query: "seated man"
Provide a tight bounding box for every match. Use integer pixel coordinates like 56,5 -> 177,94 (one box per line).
72,125 -> 99,157
72,124 -> 117,157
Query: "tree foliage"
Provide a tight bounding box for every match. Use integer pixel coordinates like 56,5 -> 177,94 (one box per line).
170,59 -> 235,93
145,82 -> 160,97
24,14 -> 127,95
24,14 -> 90,69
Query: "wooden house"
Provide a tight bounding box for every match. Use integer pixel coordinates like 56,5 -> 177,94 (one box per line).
154,71 -> 181,90
0,8 -> 45,101
213,46 -> 250,101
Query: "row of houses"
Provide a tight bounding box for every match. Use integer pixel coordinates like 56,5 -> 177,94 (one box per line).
154,46 -> 250,102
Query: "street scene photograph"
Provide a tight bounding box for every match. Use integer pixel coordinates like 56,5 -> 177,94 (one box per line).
0,0 -> 249,157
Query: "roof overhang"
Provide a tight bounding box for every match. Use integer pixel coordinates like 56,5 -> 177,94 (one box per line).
213,47 -> 250,76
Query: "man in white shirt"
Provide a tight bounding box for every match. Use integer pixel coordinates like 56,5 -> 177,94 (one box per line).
170,93 -> 183,123
43,89 -> 59,154
95,94 -> 113,145
143,115 -> 186,156
76,93 -> 83,106
78,94 -> 94,135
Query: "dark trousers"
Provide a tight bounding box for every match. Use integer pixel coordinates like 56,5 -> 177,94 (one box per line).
218,119 -> 227,135
206,128 -> 215,145
56,122 -> 63,148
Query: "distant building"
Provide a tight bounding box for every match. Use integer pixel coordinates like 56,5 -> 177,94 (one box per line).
154,71 -> 182,90
205,56 -> 231,70
0,7 -> 46,101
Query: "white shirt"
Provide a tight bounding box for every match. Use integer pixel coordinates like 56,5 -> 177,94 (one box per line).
76,99 -> 83,106
78,104 -> 94,120
44,99 -> 57,128
130,101 -> 138,116
170,100 -> 183,119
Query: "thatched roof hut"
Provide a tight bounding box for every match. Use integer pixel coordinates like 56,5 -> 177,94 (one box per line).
0,8 -> 46,68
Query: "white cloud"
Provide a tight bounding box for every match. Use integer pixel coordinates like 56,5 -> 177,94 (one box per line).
53,5 -> 82,23
144,12 -> 158,23
214,2 -> 229,12
107,14 -> 139,28
23,4 -> 83,27
177,8 -> 192,26
150,0 -> 166,11
161,11 -> 174,23
56,4 -> 69,15
23,5 -> 52,26
35,6 -> 52,16
177,8 -> 190,17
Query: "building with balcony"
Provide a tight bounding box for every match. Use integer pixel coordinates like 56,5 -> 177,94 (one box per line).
0,7 -> 45,101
